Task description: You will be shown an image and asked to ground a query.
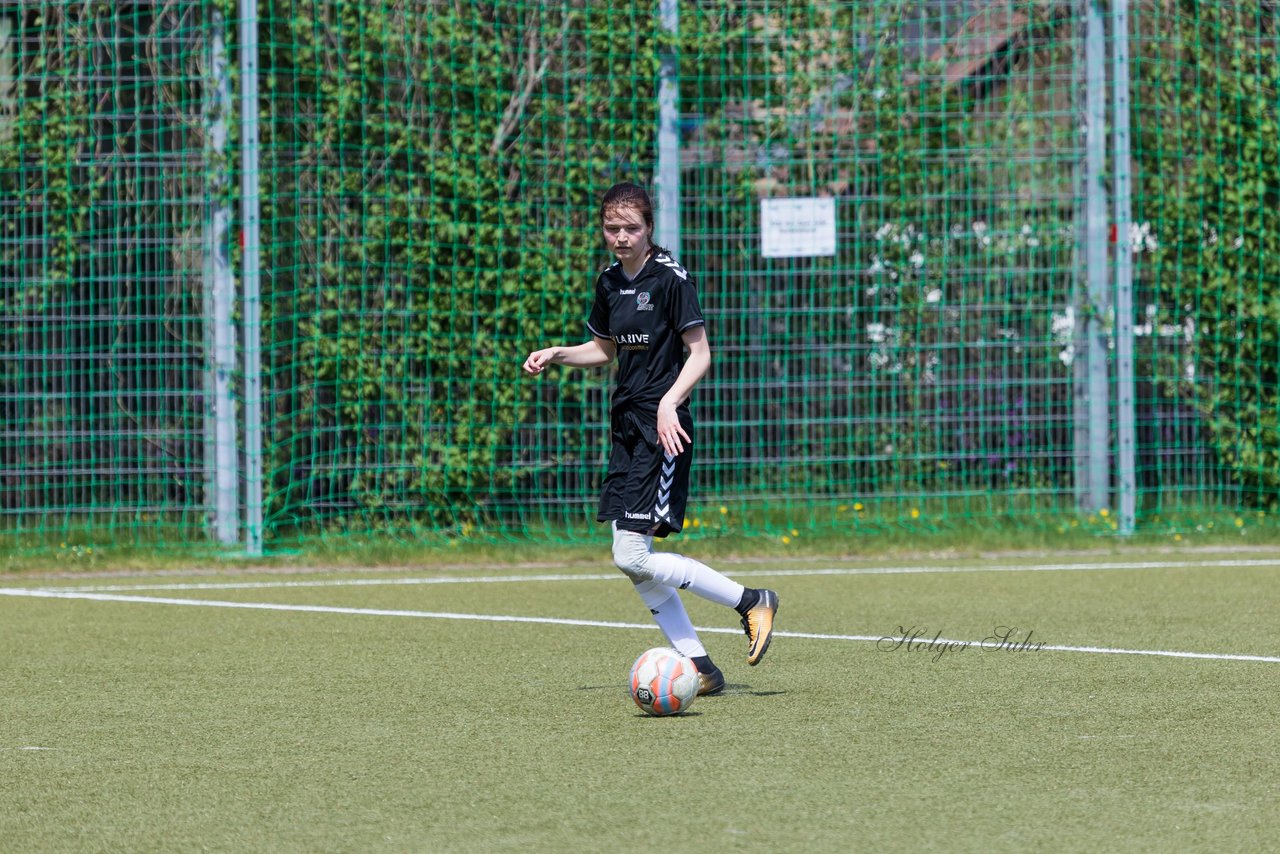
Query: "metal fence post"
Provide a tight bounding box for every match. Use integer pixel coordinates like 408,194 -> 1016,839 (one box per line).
1112,0 -> 1136,534
655,0 -> 680,261
1079,0 -> 1110,514
205,10 -> 237,544
239,0 -> 264,556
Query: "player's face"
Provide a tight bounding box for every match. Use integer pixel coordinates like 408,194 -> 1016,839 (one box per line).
601,205 -> 652,266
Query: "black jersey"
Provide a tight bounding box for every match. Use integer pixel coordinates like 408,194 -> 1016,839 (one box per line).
586,252 -> 705,417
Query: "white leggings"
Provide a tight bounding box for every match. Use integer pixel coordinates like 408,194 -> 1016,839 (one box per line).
610,523 -> 743,608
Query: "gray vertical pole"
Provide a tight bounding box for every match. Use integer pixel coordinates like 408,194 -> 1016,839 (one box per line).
203,16 -> 217,535
0,19 -> 14,135
1080,0 -> 1110,513
205,12 -> 238,544
1112,0 -> 1136,533
655,0 -> 680,260
239,0 -> 264,555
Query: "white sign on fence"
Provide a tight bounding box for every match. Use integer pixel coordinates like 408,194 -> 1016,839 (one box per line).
760,196 -> 837,258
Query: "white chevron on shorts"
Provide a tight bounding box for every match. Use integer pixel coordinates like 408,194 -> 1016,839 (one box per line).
654,452 -> 677,519
653,254 -> 688,280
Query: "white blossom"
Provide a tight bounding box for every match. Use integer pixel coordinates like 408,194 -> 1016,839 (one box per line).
1129,221 -> 1158,254
923,354 -> 939,384
1051,307 -> 1075,341
1201,221 -> 1219,247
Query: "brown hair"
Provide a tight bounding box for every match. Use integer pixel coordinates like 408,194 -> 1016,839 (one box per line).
599,182 -> 670,259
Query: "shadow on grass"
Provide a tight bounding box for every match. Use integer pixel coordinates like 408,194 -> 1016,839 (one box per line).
723,685 -> 787,697
579,683 -> 787,698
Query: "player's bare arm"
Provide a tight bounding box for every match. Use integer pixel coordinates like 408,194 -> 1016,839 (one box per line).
655,326 -> 710,457
523,336 -> 617,375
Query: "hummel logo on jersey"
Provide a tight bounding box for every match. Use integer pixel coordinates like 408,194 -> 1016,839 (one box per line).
636,292 -> 654,311
653,254 -> 689,280
619,289 -> 636,295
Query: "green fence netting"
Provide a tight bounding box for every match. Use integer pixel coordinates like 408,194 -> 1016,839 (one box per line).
1,0 -> 1278,554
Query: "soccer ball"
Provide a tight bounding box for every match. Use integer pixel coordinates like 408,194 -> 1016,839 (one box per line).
628,647 -> 699,716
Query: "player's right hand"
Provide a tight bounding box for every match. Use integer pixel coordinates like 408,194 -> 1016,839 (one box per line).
523,347 -> 558,375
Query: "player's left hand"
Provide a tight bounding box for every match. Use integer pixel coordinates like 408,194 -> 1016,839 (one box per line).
656,402 -> 690,457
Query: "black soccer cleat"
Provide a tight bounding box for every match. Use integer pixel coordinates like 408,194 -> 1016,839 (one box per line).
696,666 -> 726,697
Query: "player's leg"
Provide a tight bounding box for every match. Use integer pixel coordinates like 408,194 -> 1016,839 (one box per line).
612,423 -> 747,605
623,427 -> 781,667
614,522 -> 742,605
606,411 -> 779,668
612,524 -> 722,694
594,420 -> 724,687
612,523 -> 777,669
629,575 -> 724,696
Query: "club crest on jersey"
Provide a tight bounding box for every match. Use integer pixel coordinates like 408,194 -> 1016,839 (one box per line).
636,292 -> 654,311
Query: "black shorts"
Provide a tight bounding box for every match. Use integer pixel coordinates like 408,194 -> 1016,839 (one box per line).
597,408 -> 693,538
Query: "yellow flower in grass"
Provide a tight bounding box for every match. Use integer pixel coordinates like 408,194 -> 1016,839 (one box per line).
910,508 -> 920,519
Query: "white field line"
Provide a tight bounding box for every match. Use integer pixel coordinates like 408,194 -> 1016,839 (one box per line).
34,556 -> 1280,594
1,586 -> 1278,665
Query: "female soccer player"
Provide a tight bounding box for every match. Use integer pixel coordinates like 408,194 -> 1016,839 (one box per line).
522,182 -> 778,696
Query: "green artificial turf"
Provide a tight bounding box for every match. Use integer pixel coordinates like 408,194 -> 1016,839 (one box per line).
2,550 -> 1279,851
